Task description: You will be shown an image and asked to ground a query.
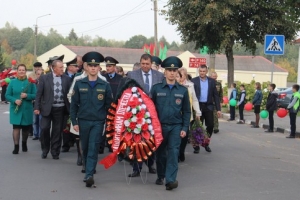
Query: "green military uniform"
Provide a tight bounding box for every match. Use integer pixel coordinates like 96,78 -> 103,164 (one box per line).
151,56 -> 191,190
70,52 -> 113,186
213,81 -> 223,132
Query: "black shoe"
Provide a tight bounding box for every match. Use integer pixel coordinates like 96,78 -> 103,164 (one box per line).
179,153 -> 185,162
214,129 -> 219,133
81,169 -> 86,173
128,171 -> 140,177
41,153 -> 47,159
205,146 -> 212,153
265,130 -> 274,133
193,146 -> 200,154
156,178 -> 164,185
12,144 -> 19,154
98,147 -> 104,154
52,155 -> 59,160
22,141 -> 28,152
237,121 -> 245,124
227,119 -> 235,121
166,180 -> 178,190
32,137 -> 39,140
286,135 -> 295,138
251,125 -> 259,128
85,176 -> 94,187
77,155 -> 83,166
149,167 -> 156,174
61,148 -> 69,153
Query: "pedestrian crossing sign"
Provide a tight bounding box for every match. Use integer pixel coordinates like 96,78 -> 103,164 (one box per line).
264,35 -> 285,55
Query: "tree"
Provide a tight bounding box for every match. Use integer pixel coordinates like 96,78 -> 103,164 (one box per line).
68,28 -> 78,41
20,53 -> 34,70
0,47 -> 5,71
124,35 -> 148,49
165,0 -> 300,85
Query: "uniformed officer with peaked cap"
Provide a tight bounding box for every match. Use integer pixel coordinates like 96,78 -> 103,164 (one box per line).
70,51 -> 113,187
150,56 -> 191,190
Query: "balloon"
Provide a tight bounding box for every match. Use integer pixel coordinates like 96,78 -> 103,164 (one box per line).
244,103 -> 253,111
229,99 -> 237,106
223,96 -> 229,104
277,108 -> 288,118
4,78 -> 10,83
260,110 -> 269,119
11,60 -> 17,65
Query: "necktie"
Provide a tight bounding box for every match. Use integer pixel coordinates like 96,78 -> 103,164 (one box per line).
144,73 -> 150,92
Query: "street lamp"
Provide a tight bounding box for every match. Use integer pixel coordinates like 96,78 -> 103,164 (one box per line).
34,14 -> 51,61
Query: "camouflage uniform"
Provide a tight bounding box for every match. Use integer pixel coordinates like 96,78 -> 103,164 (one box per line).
213,81 -> 223,132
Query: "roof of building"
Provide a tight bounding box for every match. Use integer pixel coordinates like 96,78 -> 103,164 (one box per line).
64,45 -> 287,73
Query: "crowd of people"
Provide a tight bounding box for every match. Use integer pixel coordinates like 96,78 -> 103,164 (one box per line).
0,51 -> 299,190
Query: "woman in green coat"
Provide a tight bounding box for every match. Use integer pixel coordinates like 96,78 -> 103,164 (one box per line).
5,64 -> 37,154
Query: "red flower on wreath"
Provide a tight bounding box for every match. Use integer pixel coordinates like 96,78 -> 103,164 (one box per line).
142,123 -> 148,131
28,77 -> 36,84
129,122 -> 136,130
136,110 -> 145,119
124,112 -> 133,120
128,97 -> 140,107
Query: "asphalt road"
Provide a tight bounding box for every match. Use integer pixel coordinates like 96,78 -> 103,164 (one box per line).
0,104 -> 300,200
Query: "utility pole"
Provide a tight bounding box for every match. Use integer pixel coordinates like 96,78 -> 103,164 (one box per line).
153,0 -> 159,56
34,14 -> 51,61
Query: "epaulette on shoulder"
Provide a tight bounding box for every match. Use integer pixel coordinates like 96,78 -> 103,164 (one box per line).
152,81 -> 162,87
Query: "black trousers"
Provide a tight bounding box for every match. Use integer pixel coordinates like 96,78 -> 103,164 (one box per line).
199,103 -> 214,138
62,115 -> 75,150
289,112 -> 297,137
179,128 -> 190,156
268,110 -> 274,131
239,103 -> 245,121
40,107 -> 65,156
230,105 -> 235,120
1,85 -> 7,102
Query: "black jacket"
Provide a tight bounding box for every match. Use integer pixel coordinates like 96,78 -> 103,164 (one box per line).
266,91 -> 278,111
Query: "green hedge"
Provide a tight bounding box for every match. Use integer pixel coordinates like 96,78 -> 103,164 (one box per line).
223,80 -> 270,110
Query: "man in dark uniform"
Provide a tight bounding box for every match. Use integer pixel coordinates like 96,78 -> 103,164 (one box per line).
151,56 -> 191,190
151,56 -> 162,70
210,72 -> 223,133
103,56 -> 123,99
62,57 -> 78,152
70,51 -> 113,187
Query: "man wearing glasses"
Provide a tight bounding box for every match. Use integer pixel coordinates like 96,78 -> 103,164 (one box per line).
70,51 -> 113,187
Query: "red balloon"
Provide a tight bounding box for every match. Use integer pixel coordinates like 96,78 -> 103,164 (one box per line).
223,96 -> 229,104
277,108 -> 288,118
11,60 -> 17,65
244,103 -> 253,111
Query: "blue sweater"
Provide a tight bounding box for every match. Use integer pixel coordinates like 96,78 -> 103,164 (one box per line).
252,90 -> 263,105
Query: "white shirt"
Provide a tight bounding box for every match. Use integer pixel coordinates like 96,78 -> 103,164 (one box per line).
142,69 -> 152,90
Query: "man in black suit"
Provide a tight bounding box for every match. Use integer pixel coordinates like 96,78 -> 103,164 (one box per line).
191,65 -> 221,153
62,57 -> 79,152
103,56 -> 123,100
34,60 -> 72,159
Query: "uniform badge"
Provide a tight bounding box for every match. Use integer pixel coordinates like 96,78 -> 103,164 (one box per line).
175,98 -> 181,105
91,59 -> 95,63
98,94 -> 104,100
171,64 -> 175,68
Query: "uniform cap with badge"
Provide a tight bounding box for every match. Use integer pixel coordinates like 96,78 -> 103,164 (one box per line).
65,57 -> 78,66
104,56 -> 119,66
46,55 -> 64,65
152,56 -> 162,66
82,51 -> 104,65
161,56 -> 183,69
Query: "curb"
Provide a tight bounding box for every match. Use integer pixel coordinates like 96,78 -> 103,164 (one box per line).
221,113 -> 300,137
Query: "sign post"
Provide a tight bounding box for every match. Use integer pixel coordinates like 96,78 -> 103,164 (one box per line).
264,35 -> 285,83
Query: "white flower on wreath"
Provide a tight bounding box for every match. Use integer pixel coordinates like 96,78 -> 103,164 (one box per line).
134,128 -> 141,134
142,118 -> 146,124
146,119 -> 151,124
131,87 -> 137,93
150,130 -> 154,135
148,125 -> 153,131
141,104 -> 146,109
131,116 -> 137,122
136,124 -> 142,128
138,98 -> 143,103
126,106 -> 131,112
124,120 -> 130,127
132,94 -> 138,98
145,112 -> 150,118
132,108 -> 137,114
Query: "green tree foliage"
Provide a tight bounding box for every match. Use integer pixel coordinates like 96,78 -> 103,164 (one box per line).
124,35 -> 147,49
68,28 -> 78,41
0,47 -> 5,71
164,0 -> 300,86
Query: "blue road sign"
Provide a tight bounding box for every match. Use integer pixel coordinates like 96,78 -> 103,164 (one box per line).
264,35 -> 285,55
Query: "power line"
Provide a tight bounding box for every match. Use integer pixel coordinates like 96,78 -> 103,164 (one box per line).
39,10 -> 150,28
77,0 -> 150,34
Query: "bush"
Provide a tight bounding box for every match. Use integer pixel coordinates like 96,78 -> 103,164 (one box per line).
223,80 -> 270,110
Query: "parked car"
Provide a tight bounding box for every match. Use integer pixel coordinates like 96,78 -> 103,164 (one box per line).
275,87 -> 288,92
277,87 -> 293,109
